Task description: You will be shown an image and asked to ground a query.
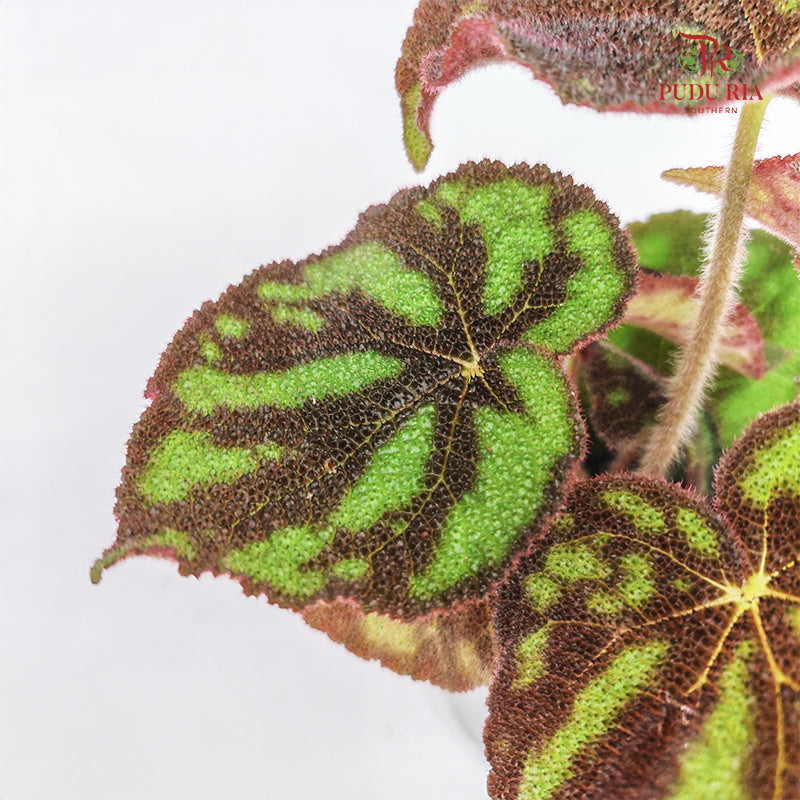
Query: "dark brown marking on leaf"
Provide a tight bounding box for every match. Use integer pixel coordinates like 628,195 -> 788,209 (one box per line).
580,340 -> 667,447
487,404 -> 800,799
100,160 -> 637,621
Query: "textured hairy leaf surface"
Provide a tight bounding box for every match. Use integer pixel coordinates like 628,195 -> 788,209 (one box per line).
664,153 -> 800,271
93,161 -> 637,623
580,341 -> 667,449
486,402 -> 800,800
579,339 -> 719,492
397,0 -> 800,168
302,599 -> 493,691
620,212 -> 800,448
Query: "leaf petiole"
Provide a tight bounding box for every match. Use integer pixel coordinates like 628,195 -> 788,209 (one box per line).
639,96 -> 771,478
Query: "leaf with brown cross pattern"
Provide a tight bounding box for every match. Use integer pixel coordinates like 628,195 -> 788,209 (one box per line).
486,401 -> 800,800
92,160 -> 637,652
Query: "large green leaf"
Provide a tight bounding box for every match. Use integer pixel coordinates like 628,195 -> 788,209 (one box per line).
93,161 -> 637,627
397,1 -> 800,169
486,402 -> 800,799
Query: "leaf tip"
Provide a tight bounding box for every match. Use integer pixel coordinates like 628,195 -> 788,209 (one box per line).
401,82 -> 433,171
90,545 -> 124,585
89,561 -> 104,585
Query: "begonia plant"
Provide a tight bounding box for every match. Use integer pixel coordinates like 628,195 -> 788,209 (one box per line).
93,2 -> 800,798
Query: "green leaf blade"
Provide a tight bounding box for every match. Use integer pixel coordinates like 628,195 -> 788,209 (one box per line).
262,240 -> 445,328
670,640 -> 757,800
523,209 -> 630,353
138,430 -> 282,505
488,403 -> 800,799
174,352 -> 404,415
517,641 -> 669,800
409,346 -> 582,600
95,161 -> 636,641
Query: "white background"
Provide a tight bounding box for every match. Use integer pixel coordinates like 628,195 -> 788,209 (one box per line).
2,3 -> 800,799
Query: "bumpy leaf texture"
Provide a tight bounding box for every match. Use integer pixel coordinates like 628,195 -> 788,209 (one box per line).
93,161 -> 637,655
397,0 -> 800,169
580,341 -> 667,448
579,340 -> 719,494
664,153 -> 800,271
486,401 -> 800,800
577,213 -> 787,490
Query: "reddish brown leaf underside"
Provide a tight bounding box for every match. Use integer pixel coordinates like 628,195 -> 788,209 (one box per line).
664,154 -> 800,271
624,271 -> 767,379
302,598 -> 493,691
398,1 -> 800,168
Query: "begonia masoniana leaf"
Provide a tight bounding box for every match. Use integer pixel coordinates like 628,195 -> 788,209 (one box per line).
397,1 -> 800,169
624,271 -> 766,379
664,153 -> 800,271
695,0 -> 800,59
486,401 -> 800,800
92,161 -> 637,625
619,212 -> 800,449
302,598 -> 493,691
580,341 -> 667,449
578,341 -> 719,494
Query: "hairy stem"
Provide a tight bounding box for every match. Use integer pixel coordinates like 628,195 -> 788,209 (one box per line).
639,97 -> 770,478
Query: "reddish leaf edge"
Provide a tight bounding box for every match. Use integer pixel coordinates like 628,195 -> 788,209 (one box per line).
94,159 -> 640,621
663,154 -> 800,272
397,3 -> 800,170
